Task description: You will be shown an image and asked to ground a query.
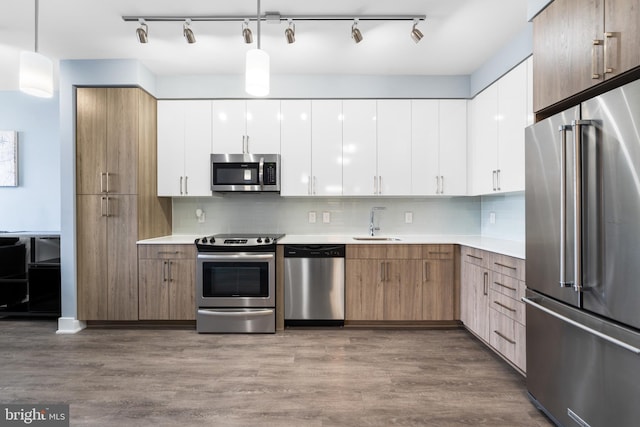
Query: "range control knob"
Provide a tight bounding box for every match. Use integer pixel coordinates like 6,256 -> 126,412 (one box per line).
209,236 -> 215,243
265,237 -> 271,243
201,237 -> 208,243
257,237 -> 263,243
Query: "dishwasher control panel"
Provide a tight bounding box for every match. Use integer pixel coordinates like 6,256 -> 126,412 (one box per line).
283,245 -> 345,258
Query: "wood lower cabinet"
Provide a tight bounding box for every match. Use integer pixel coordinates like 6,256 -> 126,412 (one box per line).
138,245 -> 196,320
76,87 -> 172,321
460,259 -> 491,342
345,244 -> 455,322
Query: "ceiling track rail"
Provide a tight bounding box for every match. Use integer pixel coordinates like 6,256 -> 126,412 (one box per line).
122,14 -> 426,23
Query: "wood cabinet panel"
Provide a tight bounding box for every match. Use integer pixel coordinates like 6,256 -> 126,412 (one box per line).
345,259 -> 384,321
138,259 -> 168,320
106,89 -> 139,195
346,244 -> 387,259
169,259 -> 196,320
489,289 -> 525,324
489,308 -> 526,372
76,88 -> 107,195
422,258 -> 455,321
384,260 -> 422,321
460,261 -> 491,342
603,0 -> 640,79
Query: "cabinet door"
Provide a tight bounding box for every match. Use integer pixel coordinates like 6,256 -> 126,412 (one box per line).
604,0 -> 640,80
461,261 -> 490,341
384,260 -> 422,320
311,100 -> 343,196
438,100 -> 467,195
377,100 -> 412,195
76,88 -> 107,195
468,84 -> 498,195
422,258 -> 455,320
106,195 -> 139,320
157,101 -> 186,197
345,259 -> 384,320
183,101 -> 213,196
497,61 -> 527,193
533,0 -> 604,111
280,100 -> 312,196
106,88 -> 138,195
138,259 -> 169,320
212,100 -> 246,153
169,259 -> 196,320
411,100 -> 440,195
245,100 -> 281,153
342,100 -> 377,196
76,195 -> 108,320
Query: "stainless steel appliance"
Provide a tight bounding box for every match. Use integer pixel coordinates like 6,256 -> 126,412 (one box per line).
283,244 -> 345,326
195,233 -> 284,333
525,78 -> 640,427
211,153 -> 280,192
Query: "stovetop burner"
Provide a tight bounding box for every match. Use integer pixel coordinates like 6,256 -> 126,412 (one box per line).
195,233 -> 285,252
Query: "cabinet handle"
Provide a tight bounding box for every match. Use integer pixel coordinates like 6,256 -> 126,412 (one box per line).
100,172 -> 106,193
100,196 -> 107,217
429,251 -> 451,256
435,176 -> 439,194
492,170 -> 497,191
493,281 -> 517,291
604,32 -> 615,74
386,262 -> 391,281
313,176 -> 317,195
179,176 -> 183,195
105,172 -> 111,193
163,261 -> 168,282
378,176 -> 383,195
246,135 -> 250,153
496,169 -> 501,191
105,196 -> 111,217
483,272 -> 488,296
494,300 -> 517,312
157,251 -> 180,255
494,262 -> 517,271
242,135 -> 246,154
374,176 -> 378,195
184,176 -> 188,195
380,262 -> 385,282
592,39 -> 603,79
307,176 -> 312,195
440,175 -> 444,194
466,254 -> 483,261
494,330 -> 516,345
168,261 -> 173,282
424,261 -> 431,282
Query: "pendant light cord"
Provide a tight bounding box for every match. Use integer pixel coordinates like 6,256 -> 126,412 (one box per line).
34,0 -> 39,53
256,0 -> 261,49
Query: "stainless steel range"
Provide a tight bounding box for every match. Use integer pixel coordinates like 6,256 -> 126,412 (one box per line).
195,233 -> 284,333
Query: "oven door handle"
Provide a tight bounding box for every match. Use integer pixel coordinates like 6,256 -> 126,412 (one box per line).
197,253 -> 274,261
197,309 -> 274,317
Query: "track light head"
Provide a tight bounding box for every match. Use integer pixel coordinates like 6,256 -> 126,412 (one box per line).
242,20 -> 253,44
411,20 -> 424,43
285,20 -> 295,44
183,19 -> 196,43
136,19 -> 148,43
351,20 -> 363,44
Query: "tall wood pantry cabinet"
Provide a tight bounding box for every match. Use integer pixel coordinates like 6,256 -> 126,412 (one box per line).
76,87 -> 172,321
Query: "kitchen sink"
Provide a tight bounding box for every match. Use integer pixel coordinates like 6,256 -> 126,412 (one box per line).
352,237 -> 402,241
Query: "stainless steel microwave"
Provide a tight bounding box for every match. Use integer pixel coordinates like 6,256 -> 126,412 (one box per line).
211,153 -> 281,192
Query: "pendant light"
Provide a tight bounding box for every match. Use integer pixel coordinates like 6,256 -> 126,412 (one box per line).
245,0 -> 270,97
19,0 -> 54,98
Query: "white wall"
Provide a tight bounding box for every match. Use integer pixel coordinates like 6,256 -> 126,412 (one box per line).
0,91 -> 60,231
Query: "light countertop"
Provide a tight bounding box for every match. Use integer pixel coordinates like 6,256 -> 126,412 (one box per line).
0,231 -> 60,238
138,234 -> 525,259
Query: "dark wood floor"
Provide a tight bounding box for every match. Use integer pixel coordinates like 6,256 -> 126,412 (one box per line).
0,319 -> 553,426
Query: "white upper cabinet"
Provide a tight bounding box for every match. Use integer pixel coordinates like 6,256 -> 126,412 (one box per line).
377,100 -> 412,195
412,100 -> 467,196
311,100 -> 343,196
212,100 -> 281,154
157,100 -> 212,197
280,100 -> 312,196
468,59 -> 530,195
342,100 -> 377,196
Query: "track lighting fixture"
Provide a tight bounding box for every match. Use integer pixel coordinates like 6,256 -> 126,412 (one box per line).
285,19 -> 295,44
410,19 -> 424,43
19,0 -> 53,98
183,19 -> 196,43
242,20 -> 253,44
351,19 -> 363,44
136,19 -> 148,43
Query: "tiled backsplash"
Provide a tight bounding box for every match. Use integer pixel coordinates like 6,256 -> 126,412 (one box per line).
172,195 -> 482,236
480,192 -> 525,241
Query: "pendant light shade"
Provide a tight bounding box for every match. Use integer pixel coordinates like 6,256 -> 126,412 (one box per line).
19,51 -> 54,98
245,48 -> 270,97
20,0 -> 53,98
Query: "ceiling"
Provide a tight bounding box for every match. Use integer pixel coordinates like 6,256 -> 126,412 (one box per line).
0,0 -> 529,91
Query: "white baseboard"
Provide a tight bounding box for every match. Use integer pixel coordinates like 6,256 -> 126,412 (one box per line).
56,317 -> 86,334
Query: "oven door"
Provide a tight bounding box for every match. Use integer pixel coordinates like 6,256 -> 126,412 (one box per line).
196,252 -> 275,308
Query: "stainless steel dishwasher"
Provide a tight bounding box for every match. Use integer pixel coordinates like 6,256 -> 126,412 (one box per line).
284,244 -> 345,326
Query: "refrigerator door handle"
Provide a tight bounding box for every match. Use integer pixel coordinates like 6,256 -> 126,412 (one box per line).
559,125 -> 573,288
523,297 -> 640,355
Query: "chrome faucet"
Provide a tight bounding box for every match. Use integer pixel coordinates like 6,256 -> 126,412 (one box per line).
369,206 -> 386,236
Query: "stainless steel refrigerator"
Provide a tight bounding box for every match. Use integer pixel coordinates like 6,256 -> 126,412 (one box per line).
525,78 -> 640,427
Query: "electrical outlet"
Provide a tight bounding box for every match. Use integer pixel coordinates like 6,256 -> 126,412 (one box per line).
308,211 -> 317,223
489,212 -> 496,224
322,211 -> 331,223
405,211 -> 413,224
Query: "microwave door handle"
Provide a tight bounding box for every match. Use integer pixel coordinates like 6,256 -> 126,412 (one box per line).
258,157 -> 265,188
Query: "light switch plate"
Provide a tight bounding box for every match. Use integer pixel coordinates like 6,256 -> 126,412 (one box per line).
405,212 -> 413,224
322,211 -> 331,223
308,211 -> 317,223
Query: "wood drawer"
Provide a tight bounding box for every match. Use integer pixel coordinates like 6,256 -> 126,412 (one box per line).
423,244 -> 454,260
490,273 -> 525,301
138,244 -> 196,260
346,244 -> 422,260
489,308 -> 526,372
490,253 -> 525,281
488,289 -> 525,325
461,246 -> 489,268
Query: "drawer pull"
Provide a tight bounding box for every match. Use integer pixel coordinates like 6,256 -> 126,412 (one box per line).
494,262 -> 517,270
429,251 -> 451,255
494,281 -> 517,291
157,251 -> 180,255
494,330 -> 516,344
494,301 -> 517,312
466,254 -> 483,260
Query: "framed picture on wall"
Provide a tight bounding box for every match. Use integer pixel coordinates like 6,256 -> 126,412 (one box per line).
0,131 -> 18,187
